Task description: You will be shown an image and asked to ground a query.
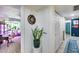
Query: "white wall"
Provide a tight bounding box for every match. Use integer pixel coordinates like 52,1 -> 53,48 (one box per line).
21,6 -> 43,52
21,6 -> 25,52
55,13 -> 65,51
21,6 -> 65,53
21,6 -> 56,53
39,6 -> 56,52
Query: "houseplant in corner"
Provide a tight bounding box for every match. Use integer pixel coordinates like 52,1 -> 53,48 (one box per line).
32,26 -> 46,53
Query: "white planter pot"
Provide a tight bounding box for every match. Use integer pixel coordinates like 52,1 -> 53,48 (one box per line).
33,47 -> 41,53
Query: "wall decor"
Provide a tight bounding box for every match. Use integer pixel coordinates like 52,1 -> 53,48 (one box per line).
27,15 -> 36,25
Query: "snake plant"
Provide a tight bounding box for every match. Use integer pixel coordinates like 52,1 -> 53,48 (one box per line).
32,26 -> 46,48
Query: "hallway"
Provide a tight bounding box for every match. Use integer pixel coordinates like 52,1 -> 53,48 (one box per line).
56,34 -> 70,53
0,5 -> 79,53
0,6 -> 21,53
57,35 -> 79,53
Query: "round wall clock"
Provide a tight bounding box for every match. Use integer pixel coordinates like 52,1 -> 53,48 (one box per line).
27,15 -> 36,25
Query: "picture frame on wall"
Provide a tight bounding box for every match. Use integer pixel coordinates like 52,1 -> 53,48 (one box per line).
27,15 -> 36,25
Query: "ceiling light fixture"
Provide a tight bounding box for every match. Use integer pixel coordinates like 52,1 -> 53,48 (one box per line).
71,14 -> 75,16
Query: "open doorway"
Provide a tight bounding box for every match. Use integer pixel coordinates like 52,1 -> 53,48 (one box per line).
0,6 -> 21,53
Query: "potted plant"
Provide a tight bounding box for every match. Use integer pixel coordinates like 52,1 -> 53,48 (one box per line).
32,26 -> 46,53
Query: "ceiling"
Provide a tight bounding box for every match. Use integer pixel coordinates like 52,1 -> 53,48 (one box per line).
55,5 -> 79,19
0,5 -> 78,20
24,5 -> 49,11
25,5 -> 79,20
0,5 -> 20,19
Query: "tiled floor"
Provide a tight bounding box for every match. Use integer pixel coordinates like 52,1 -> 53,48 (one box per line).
57,34 -> 70,53
0,36 -> 21,53
56,41 -> 65,53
